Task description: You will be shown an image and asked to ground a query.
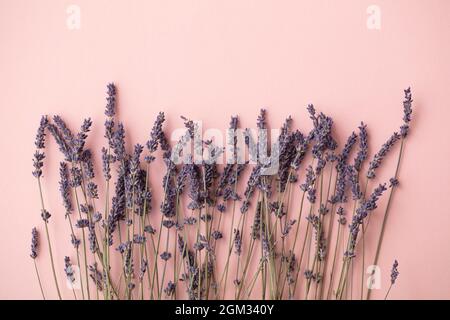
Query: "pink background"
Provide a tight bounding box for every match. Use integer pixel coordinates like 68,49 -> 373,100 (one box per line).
1,0 -> 450,299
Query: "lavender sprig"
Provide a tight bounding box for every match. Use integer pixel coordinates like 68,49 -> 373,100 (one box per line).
30,228 -> 38,259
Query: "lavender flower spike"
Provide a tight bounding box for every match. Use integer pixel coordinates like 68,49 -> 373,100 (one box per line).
354,122 -> 368,172
64,256 -> 76,284
390,260 -> 399,284
367,132 -> 401,179
59,162 -> 72,216
400,87 -> 413,138
30,227 -> 38,259
32,116 -> 48,178
105,83 -> 116,117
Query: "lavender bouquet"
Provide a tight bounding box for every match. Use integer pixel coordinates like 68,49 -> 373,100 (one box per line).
30,84 -> 411,300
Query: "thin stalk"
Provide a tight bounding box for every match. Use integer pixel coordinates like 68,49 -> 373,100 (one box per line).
37,178 -> 62,299
384,284 -> 393,300
66,214 -> 85,300
367,139 -> 405,300
73,187 -> 90,299
326,219 -> 342,299
33,259 -> 45,300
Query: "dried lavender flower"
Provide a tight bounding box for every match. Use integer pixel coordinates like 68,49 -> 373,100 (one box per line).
164,281 -> 176,297
35,115 -> 48,149
105,83 -> 116,117
32,151 -> 45,178
32,115 -> 49,177
390,260 -> 399,285
160,251 -> 172,261
64,256 -> 76,284
212,230 -> 223,240
281,219 -> 297,238
76,219 -> 89,228
400,88 -> 413,138
367,132 -> 401,179
389,177 -> 399,188
71,234 -> 81,249
102,147 -> 112,181
58,162 -> 72,215
144,225 -> 156,234
30,227 -> 38,259
133,234 -> 146,244
234,229 -> 242,256
348,165 -> 362,200
41,209 -> 51,222
89,263 -> 103,291
354,122 -> 368,172
147,112 -> 169,153
139,259 -> 148,280
88,223 -> 98,253
87,182 -> 99,199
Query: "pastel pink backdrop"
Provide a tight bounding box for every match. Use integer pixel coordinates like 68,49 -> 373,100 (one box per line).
1,0 -> 449,299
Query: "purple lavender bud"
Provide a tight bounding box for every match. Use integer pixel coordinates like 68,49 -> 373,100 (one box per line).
88,223 -> 98,253
105,83 -> 116,117
160,251 -> 172,261
367,132 -> 401,179
348,165 -> 362,200
319,204 -> 329,215
81,149 -> 95,180
80,204 -> 92,214
93,212 -> 102,223
212,230 -> 223,240
354,122 -> 368,172
217,203 -> 226,213
35,115 -> 48,149
89,263 -> 103,291
46,123 -> 72,161
337,132 -> 357,172
147,112 -> 169,153
72,118 -> 92,161
175,164 -> 190,194
139,259 -> 148,280
336,206 -> 347,225
64,256 -> 76,283
53,115 -> 74,147
234,229 -> 242,256
41,209 -> 51,222
70,167 -> 82,188
58,162 -> 72,215
304,269 -> 314,280
133,234 -> 146,244
144,225 -> 156,234
116,241 -> 130,254
32,151 -> 45,178
30,227 -> 38,259
87,182 -> 99,199
184,216 -> 197,225
257,109 -> 267,130
391,260 -> 399,285
164,281 -> 176,297
400,88 -> 413,138
389,177 -> 399,188
76,219 -> 89,228
112,122 -> 126,161
71,234 -> 80,249
101,147 -> 112,181
281,219 -> 297,238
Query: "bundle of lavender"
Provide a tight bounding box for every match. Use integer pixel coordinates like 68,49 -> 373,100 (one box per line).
30,84 -> 411,300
